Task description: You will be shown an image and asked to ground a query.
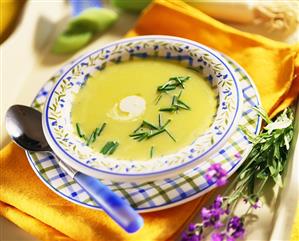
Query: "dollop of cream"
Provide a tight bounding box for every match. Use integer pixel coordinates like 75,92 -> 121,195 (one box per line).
108,95 -> 146,121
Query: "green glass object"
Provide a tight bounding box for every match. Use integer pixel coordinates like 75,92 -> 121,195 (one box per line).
52,32 -> 93,54
52,8 -> 118,54
69,8 -> 118,33
111,0 -> 152,12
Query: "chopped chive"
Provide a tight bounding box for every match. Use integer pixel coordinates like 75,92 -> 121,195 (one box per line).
100,141 -> 119,155
133,120 -> 158,134
155,94 -> 162,105
76,123 -> 85,138
130,115 -> 174,142
159,91 -> 190,113
86,131 -> 95,146
177,99 -> 190,110
147,129 -> 165,138
96,123 -> 106,136
85,122 -> 106,146
171,95 -> 177,105
130,132 -> 149,141
157,76 -> 190,93
165,129 -> 176,142
100,141 -> 114,154
133,124 -> 143,133
150,146 -> 154,158
158,114 -> 163,128
178,90 -> 183,99
158,85 -> 176,91
161,119 -> 171,129
142,121 -> 159,130
176,78 -> 184,88
159,107 -> 177,112
109,142 -> 119,154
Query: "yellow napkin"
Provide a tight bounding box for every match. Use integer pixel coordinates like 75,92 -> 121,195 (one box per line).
1,0 -> 299,240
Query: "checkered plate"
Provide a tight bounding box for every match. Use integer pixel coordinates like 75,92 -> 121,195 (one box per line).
26,55 -> 261,212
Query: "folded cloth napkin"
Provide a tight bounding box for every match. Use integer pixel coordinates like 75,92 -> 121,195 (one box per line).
1,0 -> 298,240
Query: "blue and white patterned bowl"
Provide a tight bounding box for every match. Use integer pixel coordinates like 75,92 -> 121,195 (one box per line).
42,35 -> 243,182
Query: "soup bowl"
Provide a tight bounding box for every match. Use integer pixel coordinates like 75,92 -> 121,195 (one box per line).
42,35 -> 243,182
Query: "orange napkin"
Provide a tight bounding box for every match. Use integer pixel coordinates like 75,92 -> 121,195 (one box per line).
1,0 -> 298,240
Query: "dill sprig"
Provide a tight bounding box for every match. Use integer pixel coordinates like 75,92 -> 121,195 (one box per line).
100,141 -> 119,155
159,91 -> 191,113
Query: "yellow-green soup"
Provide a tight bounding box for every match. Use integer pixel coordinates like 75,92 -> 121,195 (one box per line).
71,59 -> 217,160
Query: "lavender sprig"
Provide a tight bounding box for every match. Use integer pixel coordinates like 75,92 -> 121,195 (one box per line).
181,107 -> 294,241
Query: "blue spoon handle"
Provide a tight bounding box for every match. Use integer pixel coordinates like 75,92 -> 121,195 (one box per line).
73,172 -> 144,233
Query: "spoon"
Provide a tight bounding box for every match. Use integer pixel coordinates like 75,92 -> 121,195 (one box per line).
5,105 -> 143,233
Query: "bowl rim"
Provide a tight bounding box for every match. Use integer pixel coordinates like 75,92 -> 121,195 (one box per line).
42,35 -> 243,181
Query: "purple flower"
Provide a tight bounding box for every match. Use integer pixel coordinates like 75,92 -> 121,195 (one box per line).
252,202 -> 260,209
212,232 -> 238,241
211,232 -> 225,241
214,195 -> 223,209
201,207 -> 211,220
251,198 -> 261,209
244,197 -> 261,209
201,195 -> 227,229
227,216 -> 245,239
181,224 -> 203,241
188,223 -> 197,232
204,163 -> 228,186
214,220 -> 224,229
234,153 -> 241,159
227,236 -> 235,241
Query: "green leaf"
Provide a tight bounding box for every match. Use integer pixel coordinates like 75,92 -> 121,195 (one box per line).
273,174 -> 283,187
223,108 -> 294,213
252,106 -> 270,124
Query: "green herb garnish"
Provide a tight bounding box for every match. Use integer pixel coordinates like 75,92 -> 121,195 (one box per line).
237,107 -> 294,189
157,76 -> 190,93
85,122 -> 107,146
155,94 -> 163,105
181,107 -> 295,241
86,131 -> 96,146
159,91 -> 191,113
130,115 -> 176,142
150,146 -> 154,158
165,129 -> 176,142
76,123 -> 85,138
158,113 -> 163,128
100,141 -> 119,155
95,122 -> 107,137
